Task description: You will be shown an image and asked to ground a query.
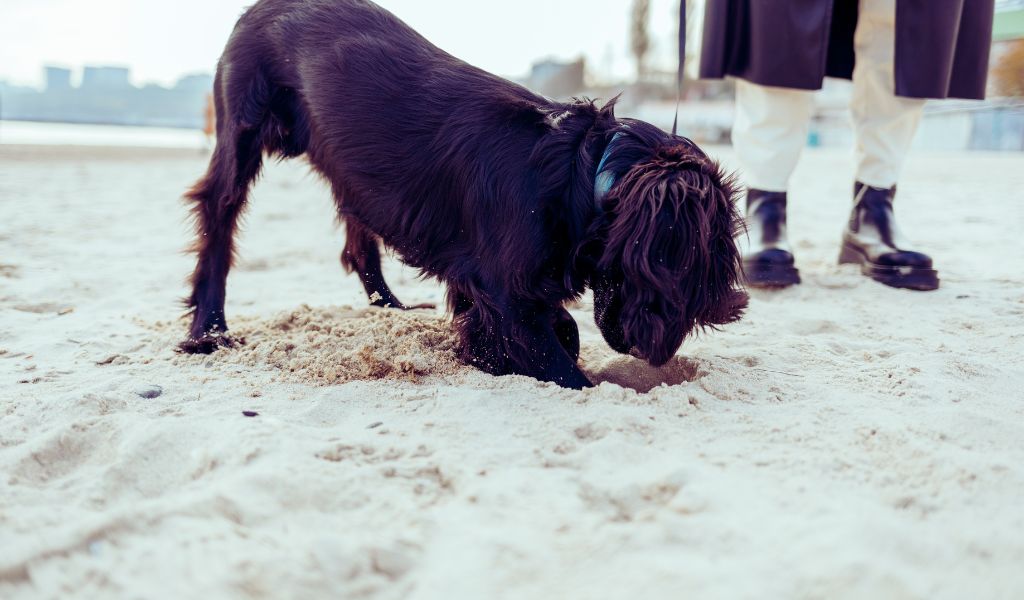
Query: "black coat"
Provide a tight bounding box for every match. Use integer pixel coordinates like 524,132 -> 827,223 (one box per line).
698,0 -> 995,100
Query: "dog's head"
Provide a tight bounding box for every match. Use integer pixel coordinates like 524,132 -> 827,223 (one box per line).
588,122 -> 747,366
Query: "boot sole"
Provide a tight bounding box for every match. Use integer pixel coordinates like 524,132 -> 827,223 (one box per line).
838,243 -> 939,291
743,260 -> 801,288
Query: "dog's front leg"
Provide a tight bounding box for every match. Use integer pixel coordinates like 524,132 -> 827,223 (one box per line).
552,306 -> 581,363
519,315 -> 592,389
458,299 -> 591,389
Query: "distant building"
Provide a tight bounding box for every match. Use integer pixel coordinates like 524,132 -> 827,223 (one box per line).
527,58 -> 586,99
175,73 -> 215,93
983,0 -> 1024,150
45,67 -> 72,92
81,66 -> 131,90
994,0 -> 1024,43
0,80 -> 37,97
0,66 -> 214,129
991,0 -> 1024,92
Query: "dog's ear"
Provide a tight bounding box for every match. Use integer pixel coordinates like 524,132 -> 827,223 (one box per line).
693,158 -> 748,327
600,147 -> 746,366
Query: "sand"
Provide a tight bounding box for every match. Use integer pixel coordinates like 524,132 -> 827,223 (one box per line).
1,143 -> 1023,599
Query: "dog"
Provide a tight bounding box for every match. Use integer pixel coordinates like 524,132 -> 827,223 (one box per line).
179,0 -> 748,389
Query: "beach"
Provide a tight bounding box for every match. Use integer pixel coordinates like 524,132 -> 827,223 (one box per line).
1,142 -> 1023,599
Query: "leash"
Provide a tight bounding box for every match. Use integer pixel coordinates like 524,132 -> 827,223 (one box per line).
672,0 -> 687,136
595,4 -> 688,207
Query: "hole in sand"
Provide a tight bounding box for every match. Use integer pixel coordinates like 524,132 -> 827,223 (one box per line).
582,354 -> 706,393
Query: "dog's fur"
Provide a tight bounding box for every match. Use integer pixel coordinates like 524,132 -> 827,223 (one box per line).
180,0 -> 748,389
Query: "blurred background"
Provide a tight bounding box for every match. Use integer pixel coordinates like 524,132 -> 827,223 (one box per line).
1,0 -> 1022,150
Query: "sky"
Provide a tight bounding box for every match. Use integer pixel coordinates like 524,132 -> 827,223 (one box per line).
0,0 -> 683,88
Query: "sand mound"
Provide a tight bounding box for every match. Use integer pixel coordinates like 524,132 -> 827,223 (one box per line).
143,305 -> 727,392
165,305 -> 465,385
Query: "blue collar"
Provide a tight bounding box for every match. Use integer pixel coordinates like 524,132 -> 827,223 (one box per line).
594,132 -> 625,210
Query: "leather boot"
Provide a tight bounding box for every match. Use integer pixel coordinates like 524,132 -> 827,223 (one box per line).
742,189 -> 801,288
839,182 -> 939,291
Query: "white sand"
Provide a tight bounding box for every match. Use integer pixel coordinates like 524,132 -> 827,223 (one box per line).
1,144 -> 1023,599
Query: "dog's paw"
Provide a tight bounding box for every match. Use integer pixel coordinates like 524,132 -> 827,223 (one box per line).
177,334 -> 240,355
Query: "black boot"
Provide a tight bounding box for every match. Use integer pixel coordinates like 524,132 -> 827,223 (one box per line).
839,183 -> 939,291
742,189 -> 801,288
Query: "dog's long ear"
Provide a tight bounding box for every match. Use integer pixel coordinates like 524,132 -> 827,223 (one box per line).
600,147 -> 746,366
690,156 -> 748,327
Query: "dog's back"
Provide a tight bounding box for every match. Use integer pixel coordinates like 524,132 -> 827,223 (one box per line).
213,0 -> 554,260
218,0 -> 541,159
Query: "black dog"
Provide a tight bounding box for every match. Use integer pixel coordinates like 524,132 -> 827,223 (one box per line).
180,0 -> 748,389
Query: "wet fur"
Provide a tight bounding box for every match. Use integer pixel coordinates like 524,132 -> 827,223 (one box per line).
180,0 -> 747,388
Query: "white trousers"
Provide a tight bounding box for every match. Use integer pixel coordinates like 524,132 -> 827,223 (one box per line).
732,0 -> 926,192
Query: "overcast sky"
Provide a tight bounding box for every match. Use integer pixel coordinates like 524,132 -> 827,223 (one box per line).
1,0 -> 682,88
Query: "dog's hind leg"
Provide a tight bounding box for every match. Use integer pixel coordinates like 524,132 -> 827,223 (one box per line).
180,72 -> 267,353
340,220 -> 434,310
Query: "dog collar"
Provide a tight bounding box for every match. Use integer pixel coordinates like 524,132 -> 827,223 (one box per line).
594,132 -> 626,210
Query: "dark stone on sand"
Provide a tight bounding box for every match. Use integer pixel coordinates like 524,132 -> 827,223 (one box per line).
243,411 -> 260,417
136,385 -> 163,399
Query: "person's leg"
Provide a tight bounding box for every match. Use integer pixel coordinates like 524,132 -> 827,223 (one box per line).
841,0 -> 939,290
733,80 -> 816,287
734,80 -> 817,193
850,0 -> 925,188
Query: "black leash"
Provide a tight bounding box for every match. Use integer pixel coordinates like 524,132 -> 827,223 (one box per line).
672,0 -> 687,136
595,4 -> 688,207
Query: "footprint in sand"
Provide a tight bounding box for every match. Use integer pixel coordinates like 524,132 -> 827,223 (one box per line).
13,302 -> 75,315
11,420 -> 119,486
